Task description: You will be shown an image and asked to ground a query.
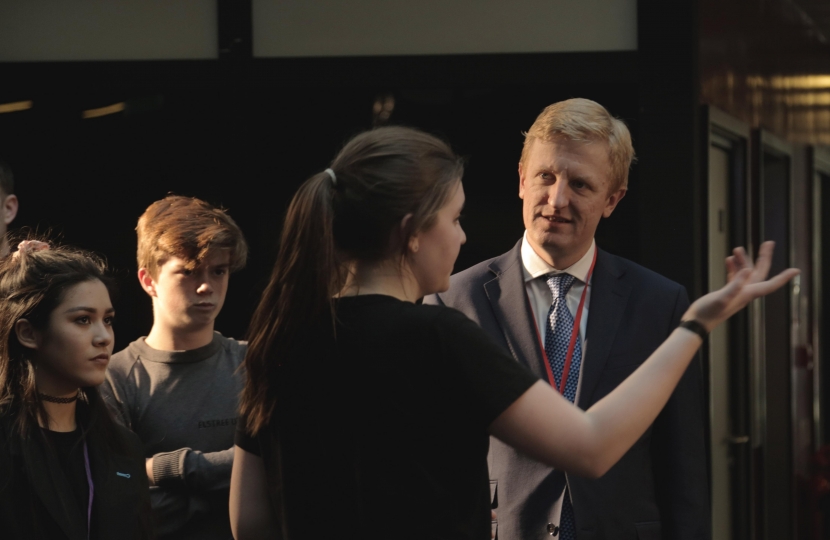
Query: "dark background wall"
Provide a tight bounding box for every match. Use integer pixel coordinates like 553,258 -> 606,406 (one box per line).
0,54 -> 641,352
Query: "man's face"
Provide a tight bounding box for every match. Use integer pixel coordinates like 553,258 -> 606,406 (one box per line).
519,138 -> 626,266
141,250 -> 230,333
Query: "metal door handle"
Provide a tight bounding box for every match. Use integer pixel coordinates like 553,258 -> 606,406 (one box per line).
725,435 -> 750,444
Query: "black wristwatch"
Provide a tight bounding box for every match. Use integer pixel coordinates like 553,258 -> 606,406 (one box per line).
678,319 -> 708,340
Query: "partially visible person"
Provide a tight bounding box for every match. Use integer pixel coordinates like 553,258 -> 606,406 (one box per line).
229,126 -> 797,540
0,239 -> 151,540
101,196 -> 248,540
0,160 -> 20,257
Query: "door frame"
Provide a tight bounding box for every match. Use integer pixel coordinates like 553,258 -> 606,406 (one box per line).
813,147 -> 830,449
703,106 -> 752,540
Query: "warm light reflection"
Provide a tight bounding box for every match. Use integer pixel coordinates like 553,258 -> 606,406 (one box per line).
0,100 -> 33,113
82,102 -> 125,119
775,92 -> 830,106
703,70 -> 830,145
747,75 -> 830,90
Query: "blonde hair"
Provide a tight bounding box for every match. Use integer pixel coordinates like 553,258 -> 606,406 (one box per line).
520,98 -> 635,192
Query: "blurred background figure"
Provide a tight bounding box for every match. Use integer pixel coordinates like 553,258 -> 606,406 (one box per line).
0,160 -> 19,257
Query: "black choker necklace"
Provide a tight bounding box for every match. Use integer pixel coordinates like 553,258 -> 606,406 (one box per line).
38,391 -> 80,404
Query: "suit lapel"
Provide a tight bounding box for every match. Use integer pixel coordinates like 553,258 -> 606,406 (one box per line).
577,249 -> 632,409
483,241 -> 550,379
21,431 -> 87,540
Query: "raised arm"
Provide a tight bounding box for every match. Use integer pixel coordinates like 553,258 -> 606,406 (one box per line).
489,241 -> 798,478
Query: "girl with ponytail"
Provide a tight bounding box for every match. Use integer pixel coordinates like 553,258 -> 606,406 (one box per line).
231,126 -> 796,540
0,240 -> 151,539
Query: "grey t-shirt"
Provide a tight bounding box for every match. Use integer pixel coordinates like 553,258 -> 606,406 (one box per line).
101,332 -> 245,540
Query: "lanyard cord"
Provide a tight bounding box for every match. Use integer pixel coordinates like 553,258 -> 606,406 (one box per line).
527,248 -> 597,395
82,439 -> 94,540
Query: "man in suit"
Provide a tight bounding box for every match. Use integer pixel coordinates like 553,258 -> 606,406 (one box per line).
425,98 -> 709,540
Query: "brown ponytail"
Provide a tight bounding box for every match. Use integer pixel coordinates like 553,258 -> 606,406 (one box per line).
241,172 -> 341,433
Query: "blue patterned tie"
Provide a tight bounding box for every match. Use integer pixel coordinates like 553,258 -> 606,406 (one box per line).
544,273 -> 581,539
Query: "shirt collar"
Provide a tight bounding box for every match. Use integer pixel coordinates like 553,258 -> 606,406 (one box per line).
520,231 -> 596,284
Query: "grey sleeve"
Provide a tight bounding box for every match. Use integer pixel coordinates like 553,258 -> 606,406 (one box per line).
100,370 -> 132,428
153,447 -> 235,493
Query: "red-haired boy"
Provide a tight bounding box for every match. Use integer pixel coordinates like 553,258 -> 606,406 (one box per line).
103,195 -> 248,540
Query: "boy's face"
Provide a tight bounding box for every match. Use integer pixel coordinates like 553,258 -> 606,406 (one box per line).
140,249 -> 231,333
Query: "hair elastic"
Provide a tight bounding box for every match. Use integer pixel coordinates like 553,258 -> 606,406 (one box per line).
324,168 -> 337,187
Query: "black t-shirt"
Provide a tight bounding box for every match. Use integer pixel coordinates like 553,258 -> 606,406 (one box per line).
44,427 -> 92,535
236,295 -> 537,540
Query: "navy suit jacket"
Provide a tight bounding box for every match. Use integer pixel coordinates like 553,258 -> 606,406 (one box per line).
425,241 -> 710,540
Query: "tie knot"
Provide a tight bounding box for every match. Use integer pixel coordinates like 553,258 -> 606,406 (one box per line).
545,273 -> 575,300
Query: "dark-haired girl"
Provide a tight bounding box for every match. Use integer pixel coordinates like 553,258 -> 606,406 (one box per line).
0,241 -> 152,540
230,127 -> 797,540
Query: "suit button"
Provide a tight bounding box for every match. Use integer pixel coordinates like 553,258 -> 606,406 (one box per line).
547,522 -> 559,536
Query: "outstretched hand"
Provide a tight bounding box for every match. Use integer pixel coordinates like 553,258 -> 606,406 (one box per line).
685,241 -> 799,332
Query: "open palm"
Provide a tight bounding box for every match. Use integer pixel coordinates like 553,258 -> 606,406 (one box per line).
687,241 -> 799,332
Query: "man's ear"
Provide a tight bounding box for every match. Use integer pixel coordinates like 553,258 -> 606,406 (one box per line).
138,268 -> 158,297
15,319 -> 38,350
3,194 -> 18,225
602,188 -> 627,218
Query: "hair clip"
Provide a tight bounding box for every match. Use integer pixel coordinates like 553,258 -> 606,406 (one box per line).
12,240 -> 50,259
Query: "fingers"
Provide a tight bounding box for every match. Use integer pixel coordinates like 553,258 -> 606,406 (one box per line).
721,268 -> 751,303
751,241 -> 775,282
725,256 -> 738,281
746,267 -> 800,298
732,247 -> 749,271
726,247 -> 749,282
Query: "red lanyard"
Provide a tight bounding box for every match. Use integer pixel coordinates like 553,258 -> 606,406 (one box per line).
527,248 -> 597,395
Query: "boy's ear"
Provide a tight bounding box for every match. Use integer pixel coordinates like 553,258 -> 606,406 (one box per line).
15,319 -> 39,350
138,268 -> 158,298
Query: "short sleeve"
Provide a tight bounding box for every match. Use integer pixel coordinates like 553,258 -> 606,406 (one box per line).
234,416 -> 261,457
433,307 -> 539,427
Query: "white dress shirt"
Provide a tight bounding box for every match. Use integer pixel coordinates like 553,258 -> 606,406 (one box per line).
520,231 -> 596,529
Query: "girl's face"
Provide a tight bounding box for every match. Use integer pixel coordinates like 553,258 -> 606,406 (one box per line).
407,181 -> 467,297
29,279 -> 115,396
